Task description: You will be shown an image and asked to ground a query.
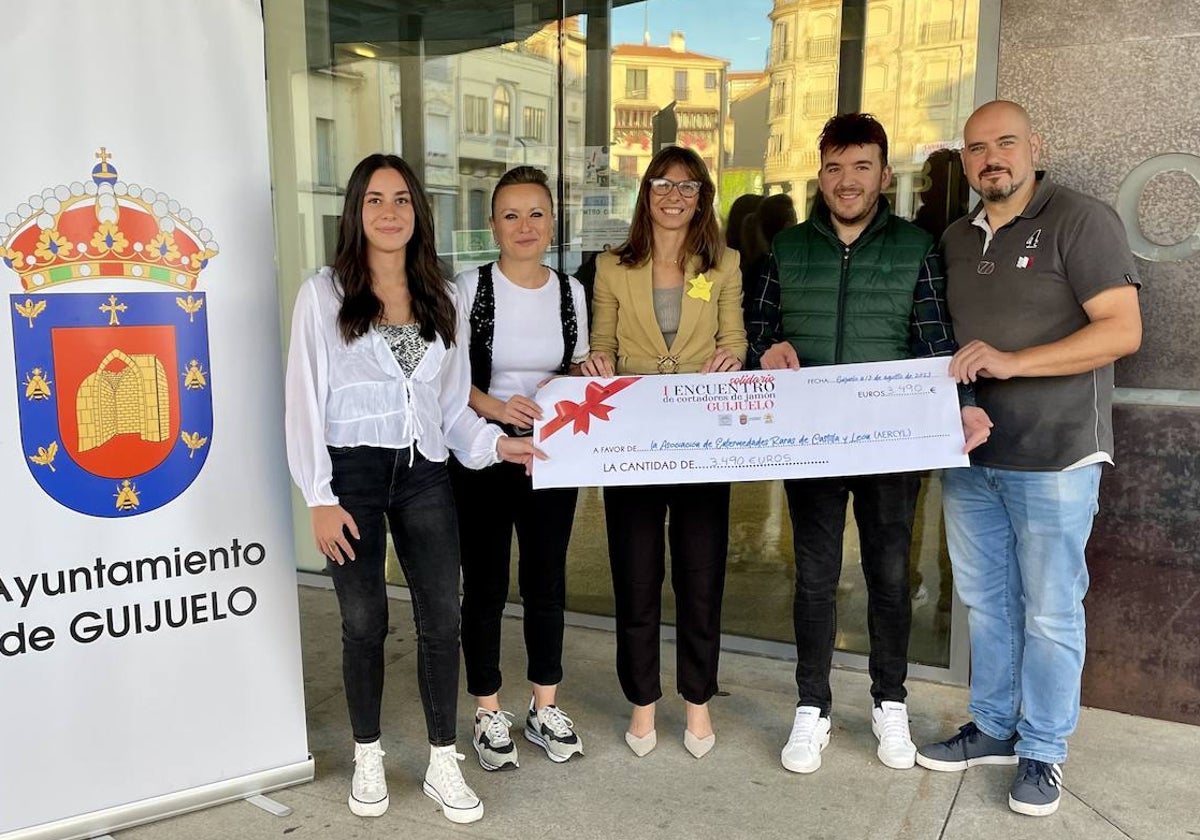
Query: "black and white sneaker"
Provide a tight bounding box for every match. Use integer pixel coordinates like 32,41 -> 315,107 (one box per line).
473,708 -> 518,771
524,700 -> 584,763
1009,758 -> 1063,816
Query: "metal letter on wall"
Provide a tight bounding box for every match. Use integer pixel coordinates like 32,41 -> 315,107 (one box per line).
1116,153 -> 1200,262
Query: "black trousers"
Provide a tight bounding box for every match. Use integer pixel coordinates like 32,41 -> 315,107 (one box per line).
604,482 -> 730,706
326,446 -> 461,746
784,472 -> 921,715
451,459 -> 579,698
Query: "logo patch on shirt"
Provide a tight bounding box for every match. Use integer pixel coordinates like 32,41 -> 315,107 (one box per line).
1025,229 -> 1042,249
976,260 -> 996,275
1016,256 -> 1033,269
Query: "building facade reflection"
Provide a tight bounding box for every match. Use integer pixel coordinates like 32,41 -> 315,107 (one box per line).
267,0 -> 992,682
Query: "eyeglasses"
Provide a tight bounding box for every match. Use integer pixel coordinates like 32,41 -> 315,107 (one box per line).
647,177 -> 702,198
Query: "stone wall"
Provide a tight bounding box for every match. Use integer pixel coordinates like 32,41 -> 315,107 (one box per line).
998,0 -> 1200,724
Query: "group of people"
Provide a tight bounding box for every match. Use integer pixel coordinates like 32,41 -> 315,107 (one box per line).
284,98 -> 1142,825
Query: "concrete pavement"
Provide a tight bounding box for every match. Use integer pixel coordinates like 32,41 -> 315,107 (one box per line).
118,585 -> 1200,840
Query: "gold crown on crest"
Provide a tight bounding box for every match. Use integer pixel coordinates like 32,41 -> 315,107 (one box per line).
0,148 -> 218,291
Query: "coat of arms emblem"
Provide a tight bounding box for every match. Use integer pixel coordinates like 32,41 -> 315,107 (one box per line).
2,149 -> 217,517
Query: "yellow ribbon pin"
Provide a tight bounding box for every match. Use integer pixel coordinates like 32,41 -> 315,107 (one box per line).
686,273 -> 712,302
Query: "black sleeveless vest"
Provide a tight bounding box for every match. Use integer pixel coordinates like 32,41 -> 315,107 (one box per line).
467,261 -> 577,394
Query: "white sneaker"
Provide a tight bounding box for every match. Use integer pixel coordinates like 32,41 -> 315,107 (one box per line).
423,747 -> 484,824
349,740 -> 388,817
781,705 -> 830,774
872,701 -> 917,769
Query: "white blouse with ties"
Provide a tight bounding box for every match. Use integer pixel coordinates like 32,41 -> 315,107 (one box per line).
285,267 -> 501,508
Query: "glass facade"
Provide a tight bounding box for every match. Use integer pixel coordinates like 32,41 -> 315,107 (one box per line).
266,0 -> 998,674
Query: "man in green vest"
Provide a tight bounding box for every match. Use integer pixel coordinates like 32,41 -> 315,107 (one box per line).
747,113 -> 992,776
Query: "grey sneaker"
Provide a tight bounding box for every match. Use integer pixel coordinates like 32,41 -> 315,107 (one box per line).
1009,758 -> 1063,816
473,708 -> 518,771
916,721 -> 1019,771
525,701 -> 584,763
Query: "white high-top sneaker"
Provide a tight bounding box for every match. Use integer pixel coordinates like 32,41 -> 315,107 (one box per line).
423,745 -> 484,824
348,740 -> 388,817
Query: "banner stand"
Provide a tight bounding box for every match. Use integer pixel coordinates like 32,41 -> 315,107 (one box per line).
0,3 -> 313,836
0,757 -> 313,840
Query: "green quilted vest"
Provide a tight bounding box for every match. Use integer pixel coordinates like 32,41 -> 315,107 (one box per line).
772,196 -> 932,365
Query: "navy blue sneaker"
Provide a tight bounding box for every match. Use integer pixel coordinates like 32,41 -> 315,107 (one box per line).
1009,758 -> 1063,816
916,721 -> 1019,771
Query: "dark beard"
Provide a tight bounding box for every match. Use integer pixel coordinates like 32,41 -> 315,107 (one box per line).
979,169 -> 1025,202
981,182 -> 1021,202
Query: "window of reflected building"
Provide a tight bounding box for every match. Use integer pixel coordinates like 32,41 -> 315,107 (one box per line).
265,0 -> 995,675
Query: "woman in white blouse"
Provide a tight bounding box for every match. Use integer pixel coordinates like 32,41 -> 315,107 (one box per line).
285,153 -> 535,826
451,166 -> 589,773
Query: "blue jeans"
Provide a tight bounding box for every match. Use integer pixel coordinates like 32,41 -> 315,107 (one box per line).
327,446 -> 462,746
942,464 -> 1101,764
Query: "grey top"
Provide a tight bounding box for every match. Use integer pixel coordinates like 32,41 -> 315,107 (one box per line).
653,285 -> 684,348
375,322 -> 427,377
941,174 -> 1140,470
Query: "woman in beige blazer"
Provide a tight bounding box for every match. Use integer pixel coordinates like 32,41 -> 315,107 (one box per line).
581,146 -> 746,759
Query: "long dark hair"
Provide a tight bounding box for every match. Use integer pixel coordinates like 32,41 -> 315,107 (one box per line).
741,193 -> 798,268
725,193 -> 763,252
333,154 -> 456,347
613,146 -> 724,272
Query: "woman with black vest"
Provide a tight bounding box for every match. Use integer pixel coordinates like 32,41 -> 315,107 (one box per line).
451,166 -> 590,773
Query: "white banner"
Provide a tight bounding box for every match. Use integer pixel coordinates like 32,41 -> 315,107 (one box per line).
532,358 -> 969,488
0,3 -> 312,838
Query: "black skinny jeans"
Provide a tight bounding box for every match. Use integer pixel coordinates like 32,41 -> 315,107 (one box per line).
326,446 -> 462,746
784,472 -> 920,715
604,482 -> 730,706
451,459 -> 579,698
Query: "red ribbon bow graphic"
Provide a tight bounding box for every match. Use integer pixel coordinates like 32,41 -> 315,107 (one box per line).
539,377 -> 641,442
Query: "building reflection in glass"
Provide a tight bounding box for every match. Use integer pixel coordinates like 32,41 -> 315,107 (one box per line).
267,0 -> 985,672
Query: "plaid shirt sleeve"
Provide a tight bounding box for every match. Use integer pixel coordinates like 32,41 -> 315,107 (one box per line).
746,253 -> 782,367
911,247 -> 976,407
909,247 -> 956,358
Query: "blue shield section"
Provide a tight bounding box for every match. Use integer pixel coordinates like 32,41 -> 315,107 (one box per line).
10,291 -> 213,518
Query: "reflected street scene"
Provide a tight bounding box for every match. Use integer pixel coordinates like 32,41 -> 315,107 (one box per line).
268,0 -> 989,673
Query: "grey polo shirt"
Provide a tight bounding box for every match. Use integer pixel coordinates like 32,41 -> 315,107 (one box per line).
941,173 -> 1140,471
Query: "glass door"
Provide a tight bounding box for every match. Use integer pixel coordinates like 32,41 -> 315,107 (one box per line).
265,0 -> 999,681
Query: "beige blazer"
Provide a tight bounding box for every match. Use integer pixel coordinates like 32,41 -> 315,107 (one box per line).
590,248 -> 747,374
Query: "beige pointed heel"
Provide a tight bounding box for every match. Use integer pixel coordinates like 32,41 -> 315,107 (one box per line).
624,729 -> 657,757
684,729 -> 715,759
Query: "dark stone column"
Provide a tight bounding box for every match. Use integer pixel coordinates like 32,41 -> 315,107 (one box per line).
1085,404 -> 1200,725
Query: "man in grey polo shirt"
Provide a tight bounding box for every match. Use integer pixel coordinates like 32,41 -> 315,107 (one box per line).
915,100 -> 1142,817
